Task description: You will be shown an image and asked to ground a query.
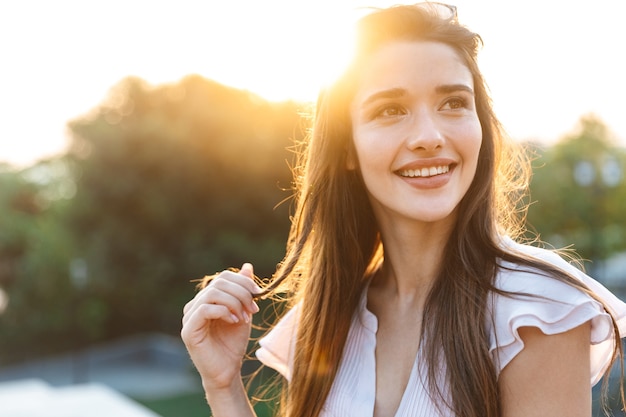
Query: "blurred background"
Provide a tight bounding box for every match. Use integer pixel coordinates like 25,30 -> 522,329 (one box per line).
1,0 -> 625,416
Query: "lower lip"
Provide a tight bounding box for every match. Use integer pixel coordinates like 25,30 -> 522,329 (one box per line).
398,170 -> 453,189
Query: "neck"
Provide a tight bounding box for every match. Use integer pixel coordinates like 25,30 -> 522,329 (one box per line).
373,218 -> 453,306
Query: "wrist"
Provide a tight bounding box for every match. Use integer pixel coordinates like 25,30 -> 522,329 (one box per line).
203,377 -> 253,416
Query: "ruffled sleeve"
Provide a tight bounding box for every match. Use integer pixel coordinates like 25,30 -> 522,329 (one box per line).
490,239 -> 626,385
255,303 -> 300,381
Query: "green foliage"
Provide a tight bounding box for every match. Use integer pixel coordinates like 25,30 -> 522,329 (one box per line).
527,115 -> 626,271
0,76 -> 304,362
64,75 -> 302,340
0,161 -> 79,361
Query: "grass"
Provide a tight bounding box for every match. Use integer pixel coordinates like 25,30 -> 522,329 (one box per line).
135,391 -> 276,417
135,363 -> 280,416
135,392 -> 209,417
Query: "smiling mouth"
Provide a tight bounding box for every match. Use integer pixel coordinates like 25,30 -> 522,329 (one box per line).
398,165 -> 450,178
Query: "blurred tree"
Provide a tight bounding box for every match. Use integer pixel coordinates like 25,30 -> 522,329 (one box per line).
64,75 -> 303,340
527,115 -> 626,276
0,160 -> 80,362
0,76 -> 305,363
0,165 -> 41,291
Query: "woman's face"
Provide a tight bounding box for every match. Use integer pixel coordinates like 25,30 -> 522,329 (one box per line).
349,40 -> 482,229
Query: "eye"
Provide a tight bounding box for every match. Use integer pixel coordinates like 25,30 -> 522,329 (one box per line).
440,97 -> 468,111
374,104 -> 406,119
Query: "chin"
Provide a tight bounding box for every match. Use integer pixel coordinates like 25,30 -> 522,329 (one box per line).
410,208 -> 458,225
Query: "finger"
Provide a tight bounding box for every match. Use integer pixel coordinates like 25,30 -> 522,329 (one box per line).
207,278 -> 257,307
183,267 -> 261,317
181,303 -> 240,345
183,271 -> 246,314
206,268 -> 262,295
183,284 -> 252,325
222,267 -> 262,295
183,285 -> 214,315
238,263 -> 263,307
228,268 -> 260,314
211,270 -> 262,311
183,295 -> 201,315
182,294 -> 234,327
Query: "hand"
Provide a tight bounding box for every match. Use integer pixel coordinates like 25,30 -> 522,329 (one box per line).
181,263 -> 261,393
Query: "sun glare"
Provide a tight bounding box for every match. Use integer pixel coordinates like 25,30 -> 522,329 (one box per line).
2,0 -> 625,167
197,2 -> 360,103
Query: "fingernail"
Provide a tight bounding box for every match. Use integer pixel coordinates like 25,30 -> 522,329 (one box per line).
243,312 -> 250,323
230,313 -> 240,323
251,302 -> 260,313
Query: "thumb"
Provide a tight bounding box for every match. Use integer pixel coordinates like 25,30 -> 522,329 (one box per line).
240,262 -> 254,279
241,263 -> 263,297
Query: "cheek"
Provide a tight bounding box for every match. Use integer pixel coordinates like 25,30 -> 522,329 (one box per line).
353,124 -> 395,160
461,123 -> 483,168
352,135 -> 389,175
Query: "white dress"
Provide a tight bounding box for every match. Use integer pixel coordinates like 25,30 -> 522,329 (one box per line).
256,238 -> 626,416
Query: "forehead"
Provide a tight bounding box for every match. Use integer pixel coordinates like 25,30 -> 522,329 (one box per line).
352,41 -> 473,98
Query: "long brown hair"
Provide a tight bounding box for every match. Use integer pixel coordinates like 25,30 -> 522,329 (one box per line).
256,4 -> 623,417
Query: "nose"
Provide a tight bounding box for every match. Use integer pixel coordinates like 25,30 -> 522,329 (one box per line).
406,110 -> 444,151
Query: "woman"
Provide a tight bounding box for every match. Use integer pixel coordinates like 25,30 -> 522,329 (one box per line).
181,3 -> 626,416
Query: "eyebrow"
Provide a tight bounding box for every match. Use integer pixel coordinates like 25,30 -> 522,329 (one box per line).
435,84 -> 475,96
358,84 -> 475,108
359,88 -> 406,108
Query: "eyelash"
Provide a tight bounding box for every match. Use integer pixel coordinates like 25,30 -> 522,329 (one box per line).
373,104 -> 406,119
441,97 -> 468,110
371,97 -> 469,120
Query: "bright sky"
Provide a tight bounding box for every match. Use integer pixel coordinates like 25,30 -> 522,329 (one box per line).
1,0 -> 625,168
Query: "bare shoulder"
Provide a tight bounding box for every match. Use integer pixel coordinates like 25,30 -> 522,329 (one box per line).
499,322 -> 591,417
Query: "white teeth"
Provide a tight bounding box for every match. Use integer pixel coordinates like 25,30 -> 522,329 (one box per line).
399,165 -> 450,178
